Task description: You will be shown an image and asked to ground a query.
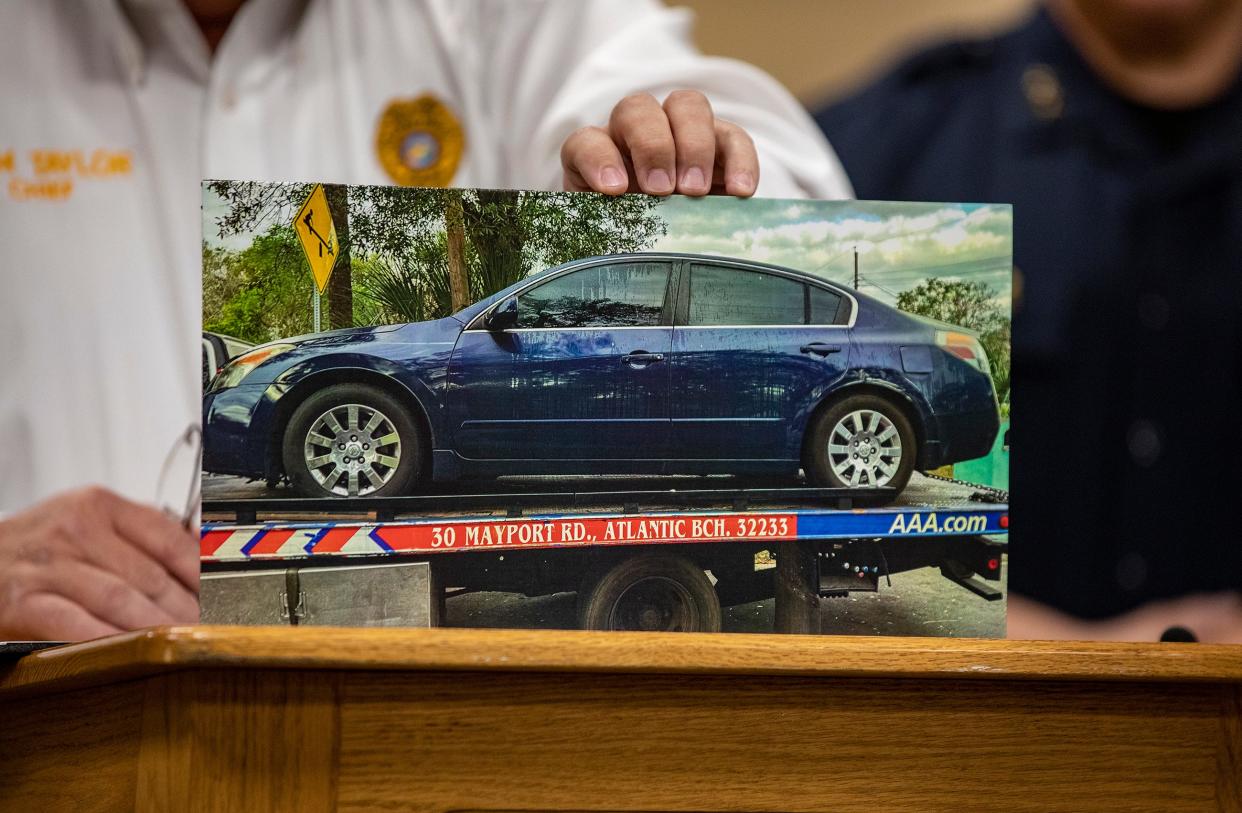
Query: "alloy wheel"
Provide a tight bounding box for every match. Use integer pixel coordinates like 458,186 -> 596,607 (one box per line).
303,403 -> 402,497
827,409 -> 903,487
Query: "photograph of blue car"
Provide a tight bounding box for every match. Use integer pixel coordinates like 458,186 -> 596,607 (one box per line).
203,252 -> 999,499
203,185 -> 1011,502
201,183 -> 1011,639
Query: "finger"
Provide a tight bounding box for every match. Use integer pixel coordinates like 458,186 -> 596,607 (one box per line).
561,126 -> 629,195
609,92 -> 676,195
95,533 -> 200,621
72,526 -> 200,621
712,119 -> 759,197
38,557 -> 182,630
18,592 -> 124,642
103,492 -> 201,593
662,90 -> 716,196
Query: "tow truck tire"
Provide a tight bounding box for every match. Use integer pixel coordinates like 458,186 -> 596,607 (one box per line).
282,383 -> 423,498
805,393 -> 916,494
577,555 -> 721,633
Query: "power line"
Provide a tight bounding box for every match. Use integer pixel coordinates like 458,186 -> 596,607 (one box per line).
871,255 -> 1012,275
870,265 -> 1012,280
858,274 -> 900,299
851,260 -> 1012,291
812,246 -> 855,273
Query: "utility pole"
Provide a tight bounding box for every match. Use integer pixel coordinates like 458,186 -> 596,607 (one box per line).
853,247 -> 859,289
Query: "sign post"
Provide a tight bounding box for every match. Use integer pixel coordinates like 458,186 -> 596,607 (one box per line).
292,183 -> 338,333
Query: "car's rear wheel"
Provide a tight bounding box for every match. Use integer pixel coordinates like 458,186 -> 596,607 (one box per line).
577,555 -> 721,632
806,393 -> 916,493
282,383 -> 422,498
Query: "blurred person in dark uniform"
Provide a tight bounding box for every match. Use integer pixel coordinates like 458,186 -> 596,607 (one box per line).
816,0 -> 1242,641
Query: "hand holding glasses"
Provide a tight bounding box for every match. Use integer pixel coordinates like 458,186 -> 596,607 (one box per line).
0,427 -> 202,641
156,424 -> 202,530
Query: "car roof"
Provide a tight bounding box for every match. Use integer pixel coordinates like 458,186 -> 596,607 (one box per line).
548,252 -> 842,288
567,253 -> 931,320
454,251 -> 886,324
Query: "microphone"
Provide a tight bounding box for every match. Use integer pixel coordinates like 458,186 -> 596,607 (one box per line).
1159,626 -> 1197,643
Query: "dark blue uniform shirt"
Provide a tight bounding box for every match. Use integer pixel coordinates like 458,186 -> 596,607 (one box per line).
816,9 -> 1242,618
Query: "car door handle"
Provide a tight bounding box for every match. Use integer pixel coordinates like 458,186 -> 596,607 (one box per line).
621,350 -> 664,367
800,342 -> 842,357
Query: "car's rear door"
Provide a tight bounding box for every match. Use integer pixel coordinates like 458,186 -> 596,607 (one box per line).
668,262 -> 852,461
448,259 -> 675,461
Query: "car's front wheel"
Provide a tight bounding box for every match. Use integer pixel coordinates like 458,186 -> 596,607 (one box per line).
282,383 -> 422,498
806,393 -> 916,494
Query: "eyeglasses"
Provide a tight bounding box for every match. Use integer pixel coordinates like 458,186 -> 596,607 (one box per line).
156,424 -> 202,530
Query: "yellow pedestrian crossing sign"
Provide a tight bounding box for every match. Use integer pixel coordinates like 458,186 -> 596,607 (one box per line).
293,184 -> 338,294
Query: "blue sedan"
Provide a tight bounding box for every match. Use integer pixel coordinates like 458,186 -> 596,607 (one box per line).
203,253 -> 1000,499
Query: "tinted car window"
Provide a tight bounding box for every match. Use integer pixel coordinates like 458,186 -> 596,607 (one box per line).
517,262 -> 670,328
689,265 -> 805,326
202,343 -> 213,389
809,286 -> 845,325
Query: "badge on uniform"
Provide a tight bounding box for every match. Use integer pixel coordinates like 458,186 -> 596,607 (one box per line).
375,94 -> 464,187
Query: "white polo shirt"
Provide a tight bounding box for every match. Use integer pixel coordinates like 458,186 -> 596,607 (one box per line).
0,0 -> 851,512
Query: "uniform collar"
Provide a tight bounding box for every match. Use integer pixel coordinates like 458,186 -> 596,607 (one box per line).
998,8 -> 1128,148
97,0 -> 310,87
1003,7 -> 1242,167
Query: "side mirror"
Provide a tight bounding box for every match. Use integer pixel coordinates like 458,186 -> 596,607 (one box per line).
484,297 -> 518,331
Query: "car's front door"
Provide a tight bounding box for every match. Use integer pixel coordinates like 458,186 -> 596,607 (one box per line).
669,263 -> 852,461
449,260 -> 675,462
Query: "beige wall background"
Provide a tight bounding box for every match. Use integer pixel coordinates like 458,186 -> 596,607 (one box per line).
676,0 -> 1037,107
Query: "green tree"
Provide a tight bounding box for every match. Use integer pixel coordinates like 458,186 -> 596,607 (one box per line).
205,287 -> 267,342
205,181 -> 667,334
979,321 -> 1011,409
202,225 -> 320,343
895,277 -> 1011,402
348,187 -> 666,322
202,242 -> 242,324
206,181 -> 354,329
351,237 -> 461,326
895,278 -> 1003,332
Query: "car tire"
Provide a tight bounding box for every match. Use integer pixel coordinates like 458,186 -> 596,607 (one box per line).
806,393 -> 916,495
577,555 -> 721,632
282,383 -> 423,498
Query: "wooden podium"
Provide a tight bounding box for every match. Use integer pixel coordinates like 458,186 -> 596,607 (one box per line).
2,627 -> 1240,812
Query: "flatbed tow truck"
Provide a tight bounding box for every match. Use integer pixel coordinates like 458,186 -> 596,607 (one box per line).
200,473 -> 1007,634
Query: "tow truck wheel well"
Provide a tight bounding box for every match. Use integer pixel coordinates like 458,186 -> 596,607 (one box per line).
801,384 -> 926,472
267,370 -> 434,481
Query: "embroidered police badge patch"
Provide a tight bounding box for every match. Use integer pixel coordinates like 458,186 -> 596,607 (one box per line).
375,94 -> 464,187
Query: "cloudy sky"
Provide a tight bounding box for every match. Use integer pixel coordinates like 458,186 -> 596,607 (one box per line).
203,183 -> 1012,311
653,197 -> 1013,309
